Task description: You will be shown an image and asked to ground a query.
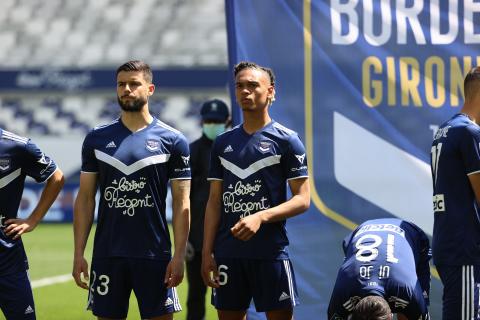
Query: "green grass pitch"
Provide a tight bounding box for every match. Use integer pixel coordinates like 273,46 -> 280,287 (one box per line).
2,223 -> 217,320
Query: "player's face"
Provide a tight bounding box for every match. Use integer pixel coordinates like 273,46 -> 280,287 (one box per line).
235,68 -> 274,113
116,71 -> 154,112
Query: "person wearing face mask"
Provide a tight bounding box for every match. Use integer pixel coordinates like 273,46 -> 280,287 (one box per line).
186,99 -> 230,320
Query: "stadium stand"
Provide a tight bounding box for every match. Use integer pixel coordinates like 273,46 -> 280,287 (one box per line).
0,0 -> 228,68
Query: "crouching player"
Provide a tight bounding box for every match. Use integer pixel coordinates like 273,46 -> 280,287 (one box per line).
328,218 -> 431,320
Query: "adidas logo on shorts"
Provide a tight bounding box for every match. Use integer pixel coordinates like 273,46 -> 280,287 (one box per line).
224,145 -> 233,153
164,297 -> 174,307
279,292 -> 290,301
24,305 -> 34,314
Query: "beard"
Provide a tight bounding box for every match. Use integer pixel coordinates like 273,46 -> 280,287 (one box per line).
117,95 -> 147,112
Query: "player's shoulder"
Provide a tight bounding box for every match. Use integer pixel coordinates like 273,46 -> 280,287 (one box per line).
270,121 -> 299,137
89,119 -> 120,134
0,129 -> 29,145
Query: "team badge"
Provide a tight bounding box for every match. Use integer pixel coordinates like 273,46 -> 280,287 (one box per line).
0,158 -> 10,171
258,141 -> 272,153
145,139 -> 160,152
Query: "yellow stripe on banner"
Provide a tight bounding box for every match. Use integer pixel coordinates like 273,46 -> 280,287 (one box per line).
302,0 -> 356,231
301,0 -> 439,279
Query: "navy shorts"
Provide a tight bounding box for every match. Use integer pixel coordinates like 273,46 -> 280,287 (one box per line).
436,264 -> 480,320
211,258 -> 299,312
87,258 -> 181,319
0,270 -> 35,320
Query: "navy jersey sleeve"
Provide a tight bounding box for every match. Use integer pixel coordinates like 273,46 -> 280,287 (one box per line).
168,133 -> 191,180
408,221 -> 432,304
81,131 -> 98,173
461,125 -> 480,175
283,134 -> 308,180
22,140 -> 57,183
208,138 -> 223,180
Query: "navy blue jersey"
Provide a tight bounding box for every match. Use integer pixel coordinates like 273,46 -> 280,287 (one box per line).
208,121 -> 308,259
431,113 -> 480,266
0,129 -> 57,275
81,118 -> 190,260
328,218 -> 431,319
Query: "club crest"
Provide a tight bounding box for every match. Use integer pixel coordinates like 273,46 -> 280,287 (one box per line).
145,139 -> 160,152
0,158 -> 10,171
258,141 -> 272,154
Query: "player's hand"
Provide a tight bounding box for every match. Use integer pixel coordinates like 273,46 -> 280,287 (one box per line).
230,213 -> 263,241
201,253 -> 220,288
164,255 -> 184,288
4,218 -> 39,240
72,256 -> 90,290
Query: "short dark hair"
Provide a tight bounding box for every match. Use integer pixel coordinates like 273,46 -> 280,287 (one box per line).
116,60 -> 153,83
233,61 -> 275,86
351,296 -> 392,320
464,66 -> 480,101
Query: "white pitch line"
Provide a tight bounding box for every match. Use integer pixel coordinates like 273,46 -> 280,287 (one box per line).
31,274 -> 72,289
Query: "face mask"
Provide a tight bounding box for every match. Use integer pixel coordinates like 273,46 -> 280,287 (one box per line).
203,123 -> 226,140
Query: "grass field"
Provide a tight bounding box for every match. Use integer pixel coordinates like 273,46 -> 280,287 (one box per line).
5,223 -> 217,320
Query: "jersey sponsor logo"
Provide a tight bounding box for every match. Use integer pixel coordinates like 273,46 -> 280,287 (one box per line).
0,158 -> 10,171
181,155 -> 190,166
106,141 -> 117,148
24,305 -> 34,315
258,141 -> 272,153
104,176 -> 154,216
433,194 -> 445,212
279,291 -> 290,301
164,297 -> 174,306
223,180 -> 270,218
145,139 -> 160,152
37,153 -> 49,165
295,153 -> 306,164
224,145 -> 234,153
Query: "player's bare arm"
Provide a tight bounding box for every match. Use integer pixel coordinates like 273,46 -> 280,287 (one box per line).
201,180 -> 222,288
72,172 -> 98,290
164,178 -> 190,288
231,177 -> 310,241
5,168 -> 64,240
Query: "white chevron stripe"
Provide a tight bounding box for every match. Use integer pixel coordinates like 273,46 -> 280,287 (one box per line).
219,155 -> 281,179
94,150 -> 170,175
0,168 -> 21,189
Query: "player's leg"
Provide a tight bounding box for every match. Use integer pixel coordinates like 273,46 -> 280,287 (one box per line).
88,258 -> 131,319
436,264 -> 480,320
265,308 -> 293,320
212,258 -> 251,320
130,259 -> 181,320
250,259 -> 298,319
186,252 -> 207,320
0,270 -> 36,320
217,310 -> 247,320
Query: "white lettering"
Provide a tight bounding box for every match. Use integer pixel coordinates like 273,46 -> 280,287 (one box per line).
430,0 -> 458,44
465,0 -> 480,43
330,0 -> 359,45
222,181 -> 270,217
103,177 -> 154,216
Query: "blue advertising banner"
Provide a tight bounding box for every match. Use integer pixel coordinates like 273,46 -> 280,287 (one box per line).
0,69 -> 228,91
225,0 -> 478,318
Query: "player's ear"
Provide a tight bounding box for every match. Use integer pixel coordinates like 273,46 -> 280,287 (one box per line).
148,83 -> 155,96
